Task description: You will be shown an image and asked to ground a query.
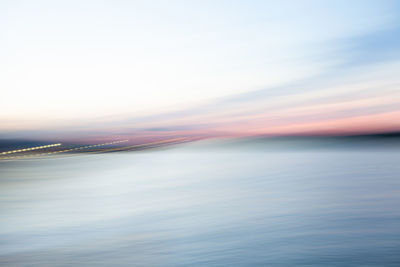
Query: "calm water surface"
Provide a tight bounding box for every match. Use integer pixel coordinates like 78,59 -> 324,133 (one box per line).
1,142 -> 400,266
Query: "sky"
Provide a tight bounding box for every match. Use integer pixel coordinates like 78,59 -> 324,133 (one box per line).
1,0 -> 400,140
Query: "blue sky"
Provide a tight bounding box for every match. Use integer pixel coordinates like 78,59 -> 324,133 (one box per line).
1,0 -> 400,137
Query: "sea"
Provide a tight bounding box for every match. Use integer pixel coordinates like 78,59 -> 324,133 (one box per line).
1,138 -> 399,266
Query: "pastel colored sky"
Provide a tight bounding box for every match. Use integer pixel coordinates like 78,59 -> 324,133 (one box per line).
1,0 -> 400,139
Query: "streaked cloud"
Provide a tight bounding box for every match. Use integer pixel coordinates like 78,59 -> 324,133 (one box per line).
1,0 -> 399,140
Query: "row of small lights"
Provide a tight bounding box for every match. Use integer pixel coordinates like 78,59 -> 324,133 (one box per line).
53,140 -> 129,153
0,143 -> 62,155
0,138 -> 193,160
0,140 -> 129,159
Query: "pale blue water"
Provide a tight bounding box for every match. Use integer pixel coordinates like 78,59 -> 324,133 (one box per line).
1,142 -> 400,266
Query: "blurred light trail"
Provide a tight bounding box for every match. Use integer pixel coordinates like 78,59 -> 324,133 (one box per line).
84,137 -> 187,154
0,140 -> 128,160
55,140 -> 130,154
0,138 -> 186,160
0,143 -> 61,155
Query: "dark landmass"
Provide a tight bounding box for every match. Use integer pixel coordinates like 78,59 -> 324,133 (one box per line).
183,131 -> 400,151
1,132 -> 399,159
